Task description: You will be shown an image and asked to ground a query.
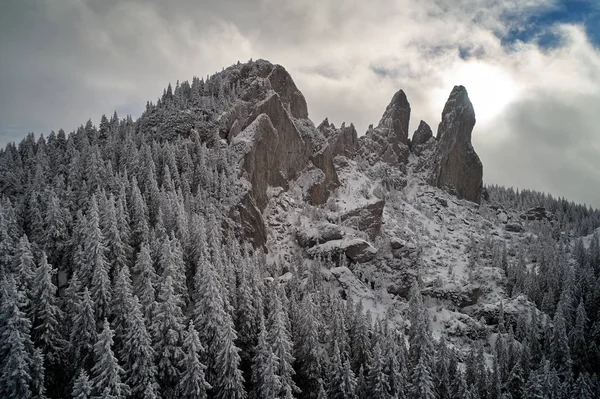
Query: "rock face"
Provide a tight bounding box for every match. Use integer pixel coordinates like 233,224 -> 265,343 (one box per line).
338,200 -> 385,240
430,86 -> 483,204
295,222 -> 344,248
411,120 -> 433,146
318,120 -> 359,159
520,207 -> 554,222
227,191 -> 267,248
308,239 -> 377,263
223,60 -> 340,244
357,90 -> 411,166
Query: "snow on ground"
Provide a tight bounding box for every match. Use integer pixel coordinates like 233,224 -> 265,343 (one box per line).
263,153 -> 539,354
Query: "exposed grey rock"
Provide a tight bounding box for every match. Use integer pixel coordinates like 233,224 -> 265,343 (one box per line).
267,64 -> 309,119
295,222 -> 344,248
318,120 -> 359,158
505,222 -> 524,233
520,206 -> 554,222
308,238 -> 377,263
233,114 -> 279,211
377,90 -> 411,145
411,120 -> 433,147
390,238 -> 406,249
227,191 -> 267,248
435,197 -> 448,207
429,86 -> 483,203
357,90 -> 411,166
228,61 -> 339,218
339,200 -> 385,239
422,284 -> 482,308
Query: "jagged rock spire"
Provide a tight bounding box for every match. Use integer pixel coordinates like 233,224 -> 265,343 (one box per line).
377,89 -> 411,145
430,86 -> 483,203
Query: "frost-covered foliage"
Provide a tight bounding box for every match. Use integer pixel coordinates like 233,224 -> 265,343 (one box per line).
1,60 -> 600,399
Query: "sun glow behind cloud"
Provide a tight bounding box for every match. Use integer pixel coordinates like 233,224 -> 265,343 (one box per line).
435,61 -> 520,126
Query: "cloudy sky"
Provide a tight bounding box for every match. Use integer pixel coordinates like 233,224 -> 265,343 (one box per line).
1,0 -> 599,206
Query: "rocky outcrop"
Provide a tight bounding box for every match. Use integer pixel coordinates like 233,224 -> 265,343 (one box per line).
411,120 -> 433,147
520,207 -> 554,222
410,120 -> 434,156
505,222 -> 524,233
318,119 -> 359,158
338,200 -> 385,239
233,114 -> 279,210
227,191 -> 267,248
295,222 -> 344,248
225,61 -> 339,220
422,284 -> 482,308
429,86 -> 483,203
308,238 -> 377,263
357,90 -> 411,166
377,90 -> 411,144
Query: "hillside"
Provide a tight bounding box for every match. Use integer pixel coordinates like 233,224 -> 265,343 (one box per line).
1,59 -> 599,398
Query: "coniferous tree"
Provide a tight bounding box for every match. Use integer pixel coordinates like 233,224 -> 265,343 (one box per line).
30,348 -> 46,399
252,316 -> 280,399
0,277 -> 34,399
151,276 -> 184,398
179,322 -> 211,399
213,313 -> 246,399
328,341 -> 357,399
110,265 -> 134,353
294,293 -> 323,399
13,235 -> 36,298
350,300 -> 371,373
132,242 -> 156,320
72,370 -> 92,399
267,288 -> 299,399
84,197 -> 112,322
69,288 -> 97,374
367,341 -> 391,399
193,258 -> 227,384
122,296 -> 158,399
91,319 -> 129,399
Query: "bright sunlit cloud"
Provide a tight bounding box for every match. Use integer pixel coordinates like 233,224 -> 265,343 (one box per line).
434,61 -> 520,126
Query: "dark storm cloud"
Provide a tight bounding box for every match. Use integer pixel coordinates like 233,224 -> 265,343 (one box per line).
1,0 -> 600,206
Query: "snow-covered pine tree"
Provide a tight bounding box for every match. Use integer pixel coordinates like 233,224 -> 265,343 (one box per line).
0,276 -> 34,399
179,322 -> 211,398
132,241 -> 156,320
151,276 -> 185,398
83,196 -> 112,322
213,312 -> 246,399
91,319 -> 129,399
72,370 -> 92,399
267,287 -> 299,399
69,288 -> 97,374
251,314 -> 281,399
121,295 -> 159,399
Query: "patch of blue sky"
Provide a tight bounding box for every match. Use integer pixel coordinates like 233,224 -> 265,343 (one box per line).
501,0 -> 600,50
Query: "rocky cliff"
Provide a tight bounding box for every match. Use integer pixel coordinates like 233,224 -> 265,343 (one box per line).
428,86 -> 483,203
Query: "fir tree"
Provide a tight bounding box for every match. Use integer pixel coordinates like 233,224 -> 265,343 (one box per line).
0,277 -> 33,399
132,242 -> 156,320
83,196 -> 112,322
122,296 -> 158,399
72,370 -> 92,399
91,319 -> 129,399
179,322 -> 211,399
69,288 -> 97,374
252,316 -> 280,399
267,288 -> 299,398
367,342 -> 391,399
151,276 -> 185,398
213,315 -> 246,399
